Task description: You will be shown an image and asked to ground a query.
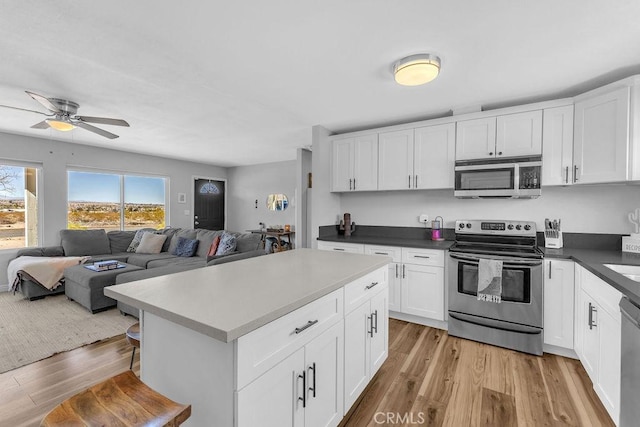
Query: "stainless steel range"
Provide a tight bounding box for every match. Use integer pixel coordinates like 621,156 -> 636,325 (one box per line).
448,219 -> 544,355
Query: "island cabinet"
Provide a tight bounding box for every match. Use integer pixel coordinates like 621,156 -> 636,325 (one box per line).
377,123 -> 456,190
455,110 -> 542,161
343,268 -> 388,411
330,134 -> 378,192
574,265 -> 621,425
316,241 -> 364,254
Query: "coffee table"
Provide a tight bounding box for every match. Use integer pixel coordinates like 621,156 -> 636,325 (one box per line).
64,262 -> 143,313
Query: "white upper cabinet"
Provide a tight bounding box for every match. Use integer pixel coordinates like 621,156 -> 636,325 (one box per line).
331,134 -> 378,192
573,86 -> 630,184
542,105 -> 575,185
456,111 -> 542,160
414,123 -> 456,189
378,129 -> 414,190
455,117 -> 497,160
378,123 -> 456,190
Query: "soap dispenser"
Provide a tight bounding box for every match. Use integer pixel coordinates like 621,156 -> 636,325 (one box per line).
431,216 -> 444,241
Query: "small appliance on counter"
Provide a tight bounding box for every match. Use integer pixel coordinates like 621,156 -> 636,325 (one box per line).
544,218 -> 563,249
431,216 -> 444,241
623,208 -> 640,253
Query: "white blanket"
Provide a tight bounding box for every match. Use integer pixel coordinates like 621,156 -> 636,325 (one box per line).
8,256 -> 91,291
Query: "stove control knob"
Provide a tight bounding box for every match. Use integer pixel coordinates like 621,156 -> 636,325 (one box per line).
466,223 -> 472,229
507,224 -> 514,230
515,224 -> 522,230
524,224 -> 531,231
458,223 -> 465,229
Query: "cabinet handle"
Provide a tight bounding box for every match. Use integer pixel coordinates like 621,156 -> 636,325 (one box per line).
333,248 -> 345,251
489,152 -> 494,156
415,175 -> 418,188
308,363 -> 316,398
294,319 -> 318,334
498,151 -> 502,155
365,281 -> 379,290
408,175 -> 411,188
395,264 -> 398,278
414,255 -> 431,259
349,178 -> 352,190
588,303 -> 597,330
298,371 -> 306,408
374,252 -> 387,255
565,166 -> 569,184
353,178 -> 356,190
548,261 -> 552,279
574,165 -> 578,182
402,264 -> 406,279
372,309 -> 378,334
367,314 -> 374,337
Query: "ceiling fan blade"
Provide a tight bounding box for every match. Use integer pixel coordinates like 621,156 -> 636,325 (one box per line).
0,104 -> 50,116
75,116 -> 130,127
25,91 -> 62,114
74,121 -> 119,139
30,120 -> 51,129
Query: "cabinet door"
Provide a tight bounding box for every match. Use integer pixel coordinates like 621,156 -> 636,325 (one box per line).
596,307 -> 621,425
401,264 -> 445,320
414,123 -> 456,189
387,263 -> 401,312
343,302 -> 370,411
542,105 -> 574,186
378,129 -> 414,190
353,134 -> 378,191
543,259 -> 575,349
236,348 -> 305,427
305,321 -> 344,427
573,86 -> 630,184
331,138 -> 354,192
455,117 -> 497,160
580,291 -> 599,381
369,289 -> 388,376
496,110 -> 543,157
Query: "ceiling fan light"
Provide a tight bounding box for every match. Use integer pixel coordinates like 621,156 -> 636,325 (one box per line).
393,54 -> 441,86
46,119 -> 76,132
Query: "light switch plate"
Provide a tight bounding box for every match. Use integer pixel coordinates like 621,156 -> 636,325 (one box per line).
184,210 -> 190,215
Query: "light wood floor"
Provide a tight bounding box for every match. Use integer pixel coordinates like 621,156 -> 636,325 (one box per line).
0,319 -> 613,427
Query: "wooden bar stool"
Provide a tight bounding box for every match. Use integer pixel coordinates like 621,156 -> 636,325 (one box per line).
41,370 -> 191,426
126,322 -> 141,370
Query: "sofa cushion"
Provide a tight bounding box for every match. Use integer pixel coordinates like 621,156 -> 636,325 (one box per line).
173,237 -> 199,257
126,228 -> 155,253
17,246 -> 65,257
147,257 -> 205,269
126,253 -> 177,268
60,229 -> 111,256
158,228 -> 181,252
215,232 -> 237,256
107,231 -> 136,253
167,229 -> 198,254
195,229 -> 223,258
136,232 -> 167,254
234,232 -> 262,253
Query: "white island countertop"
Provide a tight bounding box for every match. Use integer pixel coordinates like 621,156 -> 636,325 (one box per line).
105,248 -> 390,342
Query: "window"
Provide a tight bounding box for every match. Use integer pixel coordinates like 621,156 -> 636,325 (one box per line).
68,170 -> 166,231
0,164 -> 40,249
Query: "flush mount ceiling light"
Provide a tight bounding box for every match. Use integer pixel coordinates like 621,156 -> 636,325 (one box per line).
393,54 -> 441,86
45,118 -> 76,131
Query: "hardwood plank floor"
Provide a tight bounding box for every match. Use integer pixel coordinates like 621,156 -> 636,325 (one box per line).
0,318 -> 614,427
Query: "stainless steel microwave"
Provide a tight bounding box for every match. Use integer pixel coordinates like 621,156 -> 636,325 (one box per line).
454,156 -> 542,199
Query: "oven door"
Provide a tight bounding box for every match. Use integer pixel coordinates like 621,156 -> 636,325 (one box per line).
448,252 -> 543,328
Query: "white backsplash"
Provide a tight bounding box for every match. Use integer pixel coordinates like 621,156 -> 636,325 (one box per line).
339,184 -> 640,235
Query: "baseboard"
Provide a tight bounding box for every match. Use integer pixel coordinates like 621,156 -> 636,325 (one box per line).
389,311 -> 448,331
0,283 -> 9,293
543,343 -> 578,359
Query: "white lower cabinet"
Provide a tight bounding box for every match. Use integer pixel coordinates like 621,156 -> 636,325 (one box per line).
574,265 -> 621,425
317,241 -> 364,254
543,259 -> 575,349
343,282 -> 388,412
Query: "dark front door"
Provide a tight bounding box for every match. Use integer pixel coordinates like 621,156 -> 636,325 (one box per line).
194,179 -> 225,230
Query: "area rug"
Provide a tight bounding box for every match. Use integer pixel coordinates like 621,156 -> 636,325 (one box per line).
0,292 -> 137,374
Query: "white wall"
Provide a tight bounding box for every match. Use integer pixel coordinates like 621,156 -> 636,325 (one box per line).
311,125 -> 341,248
295,148 -> 312,248
226,161 -> 296,233
338,184 -> 640,234
0,131 -> 226,288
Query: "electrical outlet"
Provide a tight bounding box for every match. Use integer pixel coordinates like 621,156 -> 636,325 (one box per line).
419,214 -> 429,223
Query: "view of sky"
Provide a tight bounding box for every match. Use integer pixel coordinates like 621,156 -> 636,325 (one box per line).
68,171 -> 165,204
0,166 -> 24,198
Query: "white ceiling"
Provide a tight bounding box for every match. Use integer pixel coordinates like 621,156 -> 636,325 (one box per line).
1,1 -> 640,167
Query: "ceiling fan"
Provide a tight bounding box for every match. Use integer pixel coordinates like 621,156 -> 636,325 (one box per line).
0,91 -> 129,139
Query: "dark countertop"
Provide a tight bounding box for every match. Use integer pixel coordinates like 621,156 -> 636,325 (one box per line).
542,247 -> 640,308
317,235 -> 455,250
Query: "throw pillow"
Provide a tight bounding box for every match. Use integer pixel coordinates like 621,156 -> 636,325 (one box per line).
172,237 -> 199,257
127,228 -> 154,253
135,232 -> 168,254
208,236 -> 221,257
215,232 -> 237,256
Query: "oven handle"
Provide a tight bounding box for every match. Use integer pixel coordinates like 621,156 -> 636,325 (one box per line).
449,312 -> 542,335
449,252 -> 543,266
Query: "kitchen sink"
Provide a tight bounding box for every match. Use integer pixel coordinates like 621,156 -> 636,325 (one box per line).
604,264 -> 640,282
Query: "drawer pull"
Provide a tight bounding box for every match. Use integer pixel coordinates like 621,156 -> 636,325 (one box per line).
414,255 -> 431,259
374,252 -> 387,255
333,248 -> 345,251
294,320 -> 318,334
365,281 -> 379,290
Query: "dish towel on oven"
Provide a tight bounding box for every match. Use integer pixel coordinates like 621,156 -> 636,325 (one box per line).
477,258 -> 503,303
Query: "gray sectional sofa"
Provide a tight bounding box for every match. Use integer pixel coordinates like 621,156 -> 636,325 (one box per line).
13,228 -> 265,313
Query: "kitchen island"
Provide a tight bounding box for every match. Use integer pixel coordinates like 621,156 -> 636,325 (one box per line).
105,248 -> 390,426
